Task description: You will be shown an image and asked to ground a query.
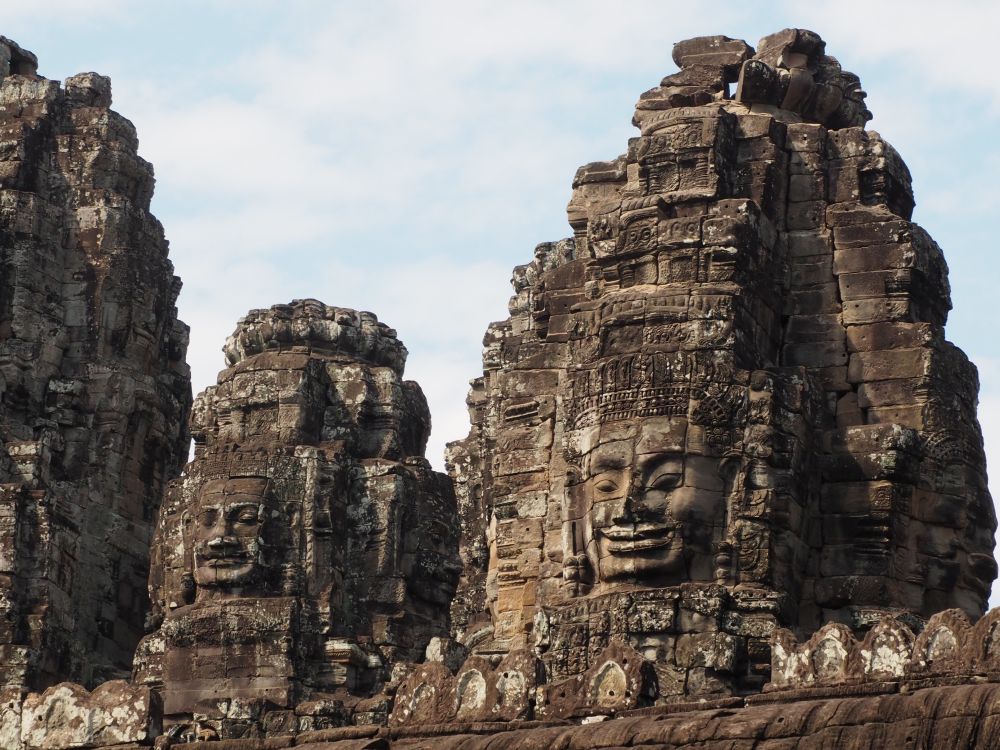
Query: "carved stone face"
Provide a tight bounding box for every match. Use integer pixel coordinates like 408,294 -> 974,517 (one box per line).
191,477 -> 272,594
411,518 -> 462,606
577,419 -> 727,586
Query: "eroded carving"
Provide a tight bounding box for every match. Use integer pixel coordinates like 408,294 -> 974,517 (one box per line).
0,39 -> 191,691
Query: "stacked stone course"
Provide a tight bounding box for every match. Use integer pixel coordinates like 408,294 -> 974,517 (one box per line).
132,300 -> 461,738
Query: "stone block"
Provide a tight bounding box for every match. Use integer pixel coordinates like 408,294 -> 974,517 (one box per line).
848,348 -> 931,383
832,219 -> 911,249
782,341 -> 847,368
789,172 -> 825,202
821,481 -> 897,514
842,297 -> 914,325
828,163 -> 861,203
0,688 -> 20,750
785,122 -> 826,153
672,36 -> 754,74
867,404 -> 925,428
63,73 -> 111,108
785,313 -> 843,342
845,322 -> 936,352
786,200 -> 826,230
20,681 -> 159,749
788,256 -> 834,286
675,632 -> 742,671
783,283 -> 840,315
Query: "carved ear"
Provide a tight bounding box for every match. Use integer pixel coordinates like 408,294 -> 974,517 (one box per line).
180,510 -> 193,563
718,455 -> 741,488
565,464 -> 583,485
717,455 -> 742,531
179,571 -> 196,605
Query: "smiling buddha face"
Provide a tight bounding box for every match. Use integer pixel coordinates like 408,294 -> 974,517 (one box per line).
573,417 -> 729,587
191,477 -> 274,596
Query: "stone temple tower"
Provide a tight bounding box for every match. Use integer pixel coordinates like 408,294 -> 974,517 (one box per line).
447,29 -> 996,700
0,37 -> 191,690
0,27 -> 995,747
135,300 -> 460,731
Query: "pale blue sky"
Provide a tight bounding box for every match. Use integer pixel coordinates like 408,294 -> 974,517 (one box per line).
4,1 -> 999,603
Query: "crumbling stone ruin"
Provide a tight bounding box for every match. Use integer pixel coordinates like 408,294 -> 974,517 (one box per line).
0,25 -> 997,750
0,37 -> 191,692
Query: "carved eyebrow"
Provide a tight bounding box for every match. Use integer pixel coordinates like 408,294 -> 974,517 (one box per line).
225,502 -> 261,513
637,454 -> 684,477
591,455 -> 627,471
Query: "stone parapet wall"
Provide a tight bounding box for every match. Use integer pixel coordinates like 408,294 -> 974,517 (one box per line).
769,606 -> 1000,691
9,680 -> 1000,748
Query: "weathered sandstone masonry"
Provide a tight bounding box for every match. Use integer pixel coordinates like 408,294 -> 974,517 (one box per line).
133,300 -> 461,733
0,36 -> 191,691
446,28 -> 995,702
0,26 -> 994,750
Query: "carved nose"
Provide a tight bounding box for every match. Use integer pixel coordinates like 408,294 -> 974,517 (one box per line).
613,473 -> 643,524
207,535 -> 238,549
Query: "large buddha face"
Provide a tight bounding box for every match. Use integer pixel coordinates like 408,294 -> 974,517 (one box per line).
191,477 -> 273,595
577,418 -> 727,586
408,517 -> 462,607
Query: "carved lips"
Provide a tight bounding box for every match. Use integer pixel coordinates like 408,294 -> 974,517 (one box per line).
601,523 -> 677,553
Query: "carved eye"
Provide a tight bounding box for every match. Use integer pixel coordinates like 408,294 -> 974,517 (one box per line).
199,510 -> 218,527
648,473 -> 682,492
594,479 -> 619,493
235,507 -> 259,524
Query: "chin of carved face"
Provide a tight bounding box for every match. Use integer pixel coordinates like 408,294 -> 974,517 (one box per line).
596,534 -> 685,581
194,542 -> 261,588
